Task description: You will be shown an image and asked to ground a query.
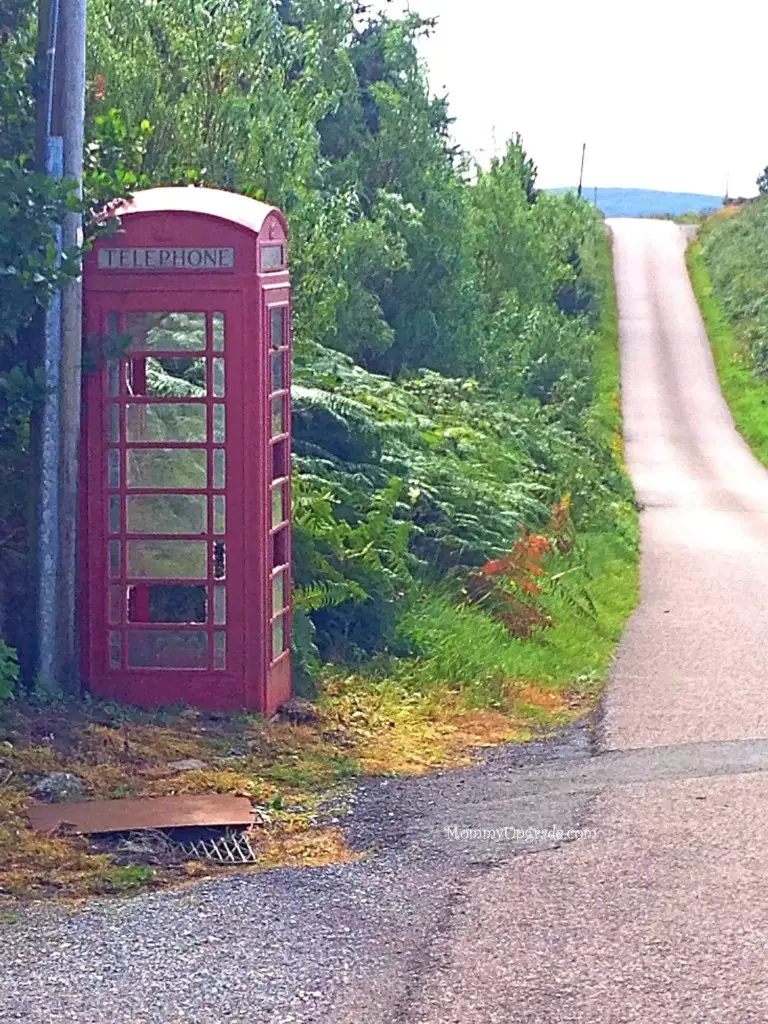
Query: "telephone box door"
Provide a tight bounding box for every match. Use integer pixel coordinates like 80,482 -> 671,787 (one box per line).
83,292 -> 251,708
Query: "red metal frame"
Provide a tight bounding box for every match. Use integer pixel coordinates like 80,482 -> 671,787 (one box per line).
81,188 -> 292,713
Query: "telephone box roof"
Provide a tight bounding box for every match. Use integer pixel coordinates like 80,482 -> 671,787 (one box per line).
114,186 -> 286,236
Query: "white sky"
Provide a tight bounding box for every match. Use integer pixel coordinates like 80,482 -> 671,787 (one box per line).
391,0 -> 768,197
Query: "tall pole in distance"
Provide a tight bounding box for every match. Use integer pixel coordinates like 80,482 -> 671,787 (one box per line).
57,0 -> 88,694
577,142 -> 586,198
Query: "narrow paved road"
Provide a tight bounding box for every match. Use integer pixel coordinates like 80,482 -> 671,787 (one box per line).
5,219 -> 768,1022
402,219 -> 768,1022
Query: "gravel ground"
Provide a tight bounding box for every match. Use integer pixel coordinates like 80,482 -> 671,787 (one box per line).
4,220 -> 768,1022
0,727 -> 596,1024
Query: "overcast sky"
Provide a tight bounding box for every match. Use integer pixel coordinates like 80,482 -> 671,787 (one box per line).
394,0 -> 766,197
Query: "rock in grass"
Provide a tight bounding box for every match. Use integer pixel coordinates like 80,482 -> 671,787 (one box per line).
272,698 -> 320,726
167,758 -> 208,772
32,772 -> 87,803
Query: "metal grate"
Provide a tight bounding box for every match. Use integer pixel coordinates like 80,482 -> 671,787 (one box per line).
180,829 -> 258,864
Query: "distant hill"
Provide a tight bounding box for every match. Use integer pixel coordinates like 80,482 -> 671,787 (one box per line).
547,187 -> 723,219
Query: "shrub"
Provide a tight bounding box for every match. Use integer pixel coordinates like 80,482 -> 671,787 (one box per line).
0,640 -> 19,702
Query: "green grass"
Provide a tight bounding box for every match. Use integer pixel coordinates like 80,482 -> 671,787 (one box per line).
584,227 -> 628,461
687,240 -> 768,466
396,531 -> 638,707
102,865 -> 155,892
676,211 -> 708,225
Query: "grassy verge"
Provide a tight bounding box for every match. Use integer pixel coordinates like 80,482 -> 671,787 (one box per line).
687,237 -> 768,466
311,224 -> 636,779
0,704 -> 364,899
0,230 -> 638,905
384,226 -> 639,716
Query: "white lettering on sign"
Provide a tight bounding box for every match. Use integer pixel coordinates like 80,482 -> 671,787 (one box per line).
98,247 -> 235,270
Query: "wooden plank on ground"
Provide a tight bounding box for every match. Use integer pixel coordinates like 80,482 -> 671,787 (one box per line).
27,794 -> 254,834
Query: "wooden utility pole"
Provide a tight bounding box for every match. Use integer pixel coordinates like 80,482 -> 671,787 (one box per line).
57,0 -> 88,694
577,143 -> 586,198
34,0 -> 88,695
34,0 -> 63,696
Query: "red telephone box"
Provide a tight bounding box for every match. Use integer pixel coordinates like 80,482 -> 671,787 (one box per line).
81,186 -> 292,713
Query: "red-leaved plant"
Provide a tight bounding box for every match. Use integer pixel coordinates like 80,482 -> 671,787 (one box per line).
465,496 -> 575,638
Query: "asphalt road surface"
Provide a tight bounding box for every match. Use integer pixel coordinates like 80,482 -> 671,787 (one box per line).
4,219 -> 768,1022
